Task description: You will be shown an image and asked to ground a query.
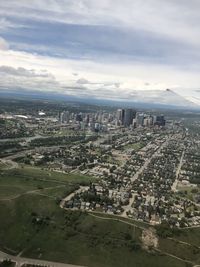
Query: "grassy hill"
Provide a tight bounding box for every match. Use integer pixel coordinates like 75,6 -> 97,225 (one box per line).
0,165 -> 198,267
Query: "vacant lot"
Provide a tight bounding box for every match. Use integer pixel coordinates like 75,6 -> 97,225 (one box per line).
123,142 -> 144,151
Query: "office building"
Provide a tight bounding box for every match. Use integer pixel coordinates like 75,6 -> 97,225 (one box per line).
124,109 -> 136,127
60,111 -> 69,123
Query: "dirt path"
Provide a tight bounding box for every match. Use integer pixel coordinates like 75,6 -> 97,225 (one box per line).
88,212 -> 196,266
0,184 -> 66,201
154,248 -> 194,265
167,237 -> 200,248
88,212 -> 147,230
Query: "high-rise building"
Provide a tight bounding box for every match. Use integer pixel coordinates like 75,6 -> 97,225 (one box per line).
123,109 -> 136,127
76,113 -> 83,122
85,114 -> 90,124
153,115 -> 165,126
143,115 -> 153,127
116,109 -> 124,125
136,113 -> 144,126
148,116 -> 154,126
143,118 -> 149,127
60,111 -> 69,123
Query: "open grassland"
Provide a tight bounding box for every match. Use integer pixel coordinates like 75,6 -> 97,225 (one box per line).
88,210 -> 150,229
6,166 -> 94,184
0,193 -> 187,267
159,236 -> 200,264
123,142 -> 144,151
0,166 -> 94,201
175,227 -> 200,248
0,163 -> 95,196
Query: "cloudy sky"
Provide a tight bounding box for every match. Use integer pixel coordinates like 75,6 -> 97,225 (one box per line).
0,0 -> 200,102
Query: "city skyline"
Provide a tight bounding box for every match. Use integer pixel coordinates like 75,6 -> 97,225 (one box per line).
1,3 -> 200,265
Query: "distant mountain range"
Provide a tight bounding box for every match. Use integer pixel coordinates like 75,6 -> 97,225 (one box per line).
0,88 -> 198,110
125,88 -> 196,108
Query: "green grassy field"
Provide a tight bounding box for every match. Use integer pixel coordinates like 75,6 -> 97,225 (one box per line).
6,166 -> 94,184
0,193 -> 187,267
159,236 -> 200,264
88,211 -> 150,229
175,227 -> 200,248
0,165 -> 197,267
123,142 -> 144,151
0,166 -> 93,200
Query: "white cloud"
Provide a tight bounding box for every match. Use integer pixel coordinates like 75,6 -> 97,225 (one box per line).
0,49 -> 199,99
0,17 -> 25,31
0,37 -> 9,50
0,1 -> 200,100
1,0 -> 200,47
0,65 -> 54,78
0,65 -> 60,92
76,78 -> 89,84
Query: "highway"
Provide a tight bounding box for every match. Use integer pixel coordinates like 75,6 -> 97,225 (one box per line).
0,134 -> 43,143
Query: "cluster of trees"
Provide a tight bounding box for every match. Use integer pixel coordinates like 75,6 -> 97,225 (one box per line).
156,221 -> 181,238
30,135 -> 87,147
0,118 -> 32,139
0,141 -> 21,150
0,260 -> 15,267
31,212 -> 51,228
0,141 -> 22,157
75,189 -> 114,206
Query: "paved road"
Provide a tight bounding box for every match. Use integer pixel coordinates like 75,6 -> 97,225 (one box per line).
0,250 -> 86,267
0,135 -> 42,143
60,186 -> 89,208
